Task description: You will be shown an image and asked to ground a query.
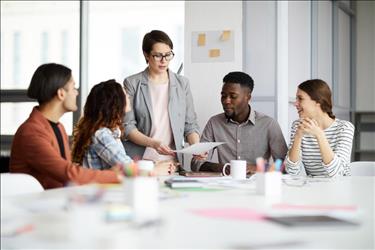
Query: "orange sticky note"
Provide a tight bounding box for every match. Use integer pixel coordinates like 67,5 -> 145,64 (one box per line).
220,30 -> 231,41
209,49 -> 220,58
198,33 -> 206,46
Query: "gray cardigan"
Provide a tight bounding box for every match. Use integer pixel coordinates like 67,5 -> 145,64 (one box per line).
122,68 -> 200,164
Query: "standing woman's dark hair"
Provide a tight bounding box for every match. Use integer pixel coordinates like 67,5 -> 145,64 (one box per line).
72,80 -> 126,164
142,30 -> 173,63
27,63 -> 72,104
298,79 -> 335,119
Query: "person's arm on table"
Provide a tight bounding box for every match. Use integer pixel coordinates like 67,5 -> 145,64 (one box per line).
24,133 -> 121,185
92,128 -> 133,169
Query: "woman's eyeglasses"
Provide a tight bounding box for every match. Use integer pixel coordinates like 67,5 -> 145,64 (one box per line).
150,51 -> 174,62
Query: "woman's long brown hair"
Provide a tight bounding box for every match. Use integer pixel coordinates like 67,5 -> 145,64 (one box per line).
71,79 -> 126,164
298,79 -> 336,119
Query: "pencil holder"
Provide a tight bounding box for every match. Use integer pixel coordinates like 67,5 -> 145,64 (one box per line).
256,171 -> 282,196
124,177 -> 159,223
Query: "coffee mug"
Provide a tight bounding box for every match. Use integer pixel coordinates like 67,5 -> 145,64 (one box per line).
137,160 -> 154,172
222,160 -> 247,180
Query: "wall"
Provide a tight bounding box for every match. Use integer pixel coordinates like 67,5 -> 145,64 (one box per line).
243,1 -> 277,122
356,1 -> 375,111
184,1 -> 243,131
355,0 -> 375,155
184,1 -> 374,166
183,1 -> 242,170
287,1 -> 312,141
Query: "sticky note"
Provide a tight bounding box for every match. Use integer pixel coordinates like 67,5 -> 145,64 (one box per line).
198,33 -> 206,46
209,49 -> 220,58
220,30 -> 231,41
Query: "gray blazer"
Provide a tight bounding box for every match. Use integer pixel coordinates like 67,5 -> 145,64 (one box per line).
122,68 -> 200,164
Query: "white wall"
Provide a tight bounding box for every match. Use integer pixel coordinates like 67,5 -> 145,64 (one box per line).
313,1 -> 333,83
184,1 -> 243,131
183,1 -> 242,170
244,1 -> 277,118
287,1 -> 312,141
184,0 -> 374,155
356,1 -> 375,111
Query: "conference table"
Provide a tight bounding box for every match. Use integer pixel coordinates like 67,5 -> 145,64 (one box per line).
1,175 -> 374,249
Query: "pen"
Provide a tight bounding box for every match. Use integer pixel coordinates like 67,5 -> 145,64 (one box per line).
256,157 -> 265,172
274,159 -> 283,172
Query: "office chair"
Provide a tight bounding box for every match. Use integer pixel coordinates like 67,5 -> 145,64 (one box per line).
349,161 -> 375,176
1,173 -> 44,196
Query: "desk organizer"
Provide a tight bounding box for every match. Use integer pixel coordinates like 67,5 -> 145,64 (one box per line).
124,177 -> 159,222
256,172 -> 282,196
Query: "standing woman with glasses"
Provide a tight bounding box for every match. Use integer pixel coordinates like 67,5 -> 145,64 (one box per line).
122,30 -> 200,174
285,79 -> 354,177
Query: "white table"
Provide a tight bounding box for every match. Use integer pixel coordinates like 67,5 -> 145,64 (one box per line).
1,176 -> 374,249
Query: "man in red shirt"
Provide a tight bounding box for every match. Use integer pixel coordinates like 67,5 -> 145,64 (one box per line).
10,63 -> 122,189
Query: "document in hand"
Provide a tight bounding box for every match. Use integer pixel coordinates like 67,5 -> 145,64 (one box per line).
164,178 -> 204,188
173,142 -> 225,154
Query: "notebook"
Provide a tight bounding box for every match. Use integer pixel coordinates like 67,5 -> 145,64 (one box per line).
164,178 -> 204,188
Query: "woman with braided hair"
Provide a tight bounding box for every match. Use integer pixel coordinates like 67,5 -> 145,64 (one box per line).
285,79 -> 354,177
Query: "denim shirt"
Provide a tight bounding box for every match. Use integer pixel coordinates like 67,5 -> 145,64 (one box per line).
83,127 -> 133,170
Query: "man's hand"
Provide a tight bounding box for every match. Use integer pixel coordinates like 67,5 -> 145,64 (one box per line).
246,164 -> 256,175
192,151 -> 208,161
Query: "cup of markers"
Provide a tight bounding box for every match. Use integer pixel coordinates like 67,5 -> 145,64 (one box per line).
122,161 -> 159,223
255,158 -> 283,196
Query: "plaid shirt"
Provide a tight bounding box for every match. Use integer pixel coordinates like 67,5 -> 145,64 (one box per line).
83,127 -> 132,170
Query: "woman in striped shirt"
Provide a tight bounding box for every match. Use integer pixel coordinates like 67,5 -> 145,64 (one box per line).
285,79 -> 354,177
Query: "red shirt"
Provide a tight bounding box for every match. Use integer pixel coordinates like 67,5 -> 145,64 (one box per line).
10,107 -> 119,189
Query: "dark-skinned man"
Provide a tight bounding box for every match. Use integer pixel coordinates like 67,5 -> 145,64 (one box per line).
191,71 -> 287,175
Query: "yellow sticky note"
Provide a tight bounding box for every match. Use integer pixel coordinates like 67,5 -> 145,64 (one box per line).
198,33 -> 206,46
220,30 -> 231,41
209,49 -> 220,58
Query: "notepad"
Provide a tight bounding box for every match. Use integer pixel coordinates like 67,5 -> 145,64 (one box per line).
266,215 -> 358,227
164,179 -> 204,188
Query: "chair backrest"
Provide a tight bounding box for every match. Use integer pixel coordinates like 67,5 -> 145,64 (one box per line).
349,161 -> 375,176
1,173 -> 44,196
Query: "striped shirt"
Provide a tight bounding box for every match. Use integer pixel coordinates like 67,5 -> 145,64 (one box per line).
285,119 -> 354,177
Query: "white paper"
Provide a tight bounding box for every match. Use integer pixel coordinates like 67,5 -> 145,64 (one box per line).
174,142 -> 225,154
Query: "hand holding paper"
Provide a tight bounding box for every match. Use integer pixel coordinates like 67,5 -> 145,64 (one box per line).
174,142 -> 225,155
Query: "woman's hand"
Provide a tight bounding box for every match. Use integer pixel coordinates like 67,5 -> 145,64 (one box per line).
154,160 -> 179,176
298,118 -> 323,138
152,140 -> 176,156
110,163 -> 124,182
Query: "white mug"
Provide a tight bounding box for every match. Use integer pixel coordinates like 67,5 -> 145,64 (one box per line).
137,160 -> 154,172
222,160 -> 247,180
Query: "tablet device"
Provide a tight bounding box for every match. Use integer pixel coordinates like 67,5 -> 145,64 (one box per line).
266,215 -> 358,227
